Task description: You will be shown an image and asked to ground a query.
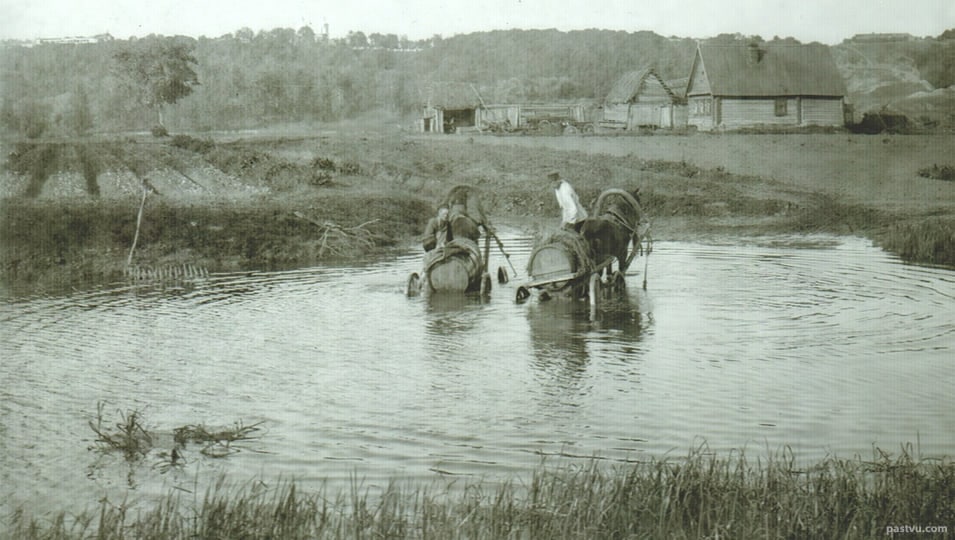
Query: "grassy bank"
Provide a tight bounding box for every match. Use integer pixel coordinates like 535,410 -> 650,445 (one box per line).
11,445 -> 954,539
0,194 -> 429,294
1,132 -> 953,294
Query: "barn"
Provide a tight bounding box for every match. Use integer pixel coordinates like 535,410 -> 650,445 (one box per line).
685,41 -> 847,131
602,68 -> 682,129
418,82 -> 482,134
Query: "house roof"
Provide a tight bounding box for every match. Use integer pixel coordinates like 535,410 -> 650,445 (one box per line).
605,68 -> 677,104
665,77 -> 689,98
692,42 -> 846,97
420,82 -> 482,109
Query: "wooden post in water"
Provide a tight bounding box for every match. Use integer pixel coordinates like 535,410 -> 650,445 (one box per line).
127,186 -> 148,266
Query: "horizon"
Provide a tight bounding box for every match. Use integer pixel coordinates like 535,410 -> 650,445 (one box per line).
3,0 -> 953,46
3,27 -> 949,46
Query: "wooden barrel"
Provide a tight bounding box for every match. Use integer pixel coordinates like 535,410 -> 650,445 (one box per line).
528,244 -> 576,282
425,238 -> 482,293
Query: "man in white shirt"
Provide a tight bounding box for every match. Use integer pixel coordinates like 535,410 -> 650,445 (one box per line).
551,171 -> 588,231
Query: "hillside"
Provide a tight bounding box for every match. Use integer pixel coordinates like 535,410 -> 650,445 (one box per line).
831,34 -> 955,125
2,28 -> 953,137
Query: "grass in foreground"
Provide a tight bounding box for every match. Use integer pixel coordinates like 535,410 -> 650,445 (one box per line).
10,444 -> 954,539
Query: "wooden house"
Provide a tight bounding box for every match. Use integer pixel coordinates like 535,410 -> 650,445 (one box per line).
418,82 -> 482,133
602,69 -> 682,129
686,41 -> 846,131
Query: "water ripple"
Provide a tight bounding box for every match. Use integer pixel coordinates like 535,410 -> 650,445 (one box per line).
2,233 -> 954,517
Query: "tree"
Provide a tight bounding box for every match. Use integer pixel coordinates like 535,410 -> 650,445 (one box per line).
235,27 -> 254,43
113,39 -> 200,128
347,31 -> 368,49
68,84 -> 94,135
297,26 -> 316,44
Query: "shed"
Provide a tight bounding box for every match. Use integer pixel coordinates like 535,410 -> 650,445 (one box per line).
602,68 -> 681,129
685,41 -> 847,131
418,82 -> 482,134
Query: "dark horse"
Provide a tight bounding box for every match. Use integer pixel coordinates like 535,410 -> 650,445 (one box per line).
578,188 -> 643,275
439,185 -> 492,243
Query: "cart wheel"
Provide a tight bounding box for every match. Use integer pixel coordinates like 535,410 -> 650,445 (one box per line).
497,266 -> 508,284
480,273 -> 492,297
406,272 -> 421,297
588,273 -> 602,309
515,286 -> 531,304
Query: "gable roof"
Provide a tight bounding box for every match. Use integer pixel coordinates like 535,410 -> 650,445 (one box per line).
605,68 -> 677,104
691,42 -> 846,97
665,77 -> 689,99
419,82 -> 482,109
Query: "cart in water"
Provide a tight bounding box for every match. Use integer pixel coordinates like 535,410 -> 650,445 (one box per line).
516,188 -> 651,308
406,186 -> 511,297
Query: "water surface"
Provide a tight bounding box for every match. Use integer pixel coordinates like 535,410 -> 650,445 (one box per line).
2,233 -> 953,518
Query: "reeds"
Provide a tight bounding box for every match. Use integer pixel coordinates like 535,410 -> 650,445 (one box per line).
173,420 -> 263,458
88,401 -> 153,460
879,218 -> 955,266
13,443 -> 954,539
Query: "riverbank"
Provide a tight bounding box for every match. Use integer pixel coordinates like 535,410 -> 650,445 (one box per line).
1,130 -> 953,294
12,444 -> 953,539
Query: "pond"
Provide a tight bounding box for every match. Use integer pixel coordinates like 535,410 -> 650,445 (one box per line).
1,232 -> 953,518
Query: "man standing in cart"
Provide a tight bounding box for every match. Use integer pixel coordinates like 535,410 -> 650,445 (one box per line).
551,170 -> 588,232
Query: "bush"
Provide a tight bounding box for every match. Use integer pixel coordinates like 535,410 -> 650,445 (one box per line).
17,100 -> 52,139
310,156 -> 336,170
170,134 -> 215,154
151,125 -> 169,137
338,160 -> 360,175
918,164 -> 955,181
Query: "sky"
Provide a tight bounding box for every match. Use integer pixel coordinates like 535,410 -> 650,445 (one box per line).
2,0 -> 953,44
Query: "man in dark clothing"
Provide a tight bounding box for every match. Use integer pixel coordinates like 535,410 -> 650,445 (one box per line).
422,207 -> 449,252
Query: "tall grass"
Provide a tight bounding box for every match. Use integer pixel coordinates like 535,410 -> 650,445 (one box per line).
878,218 -> 955,267
11,444 -> 954,539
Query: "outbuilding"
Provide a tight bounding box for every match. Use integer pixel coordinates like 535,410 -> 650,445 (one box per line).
418,82 -> 482,134
602,68 -> 682,129
685,41 -> 847,131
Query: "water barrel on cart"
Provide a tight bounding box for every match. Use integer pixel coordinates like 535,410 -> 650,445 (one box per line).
528,245 -> 575,281
426,238 -> 482,292
526,230 -> 592,291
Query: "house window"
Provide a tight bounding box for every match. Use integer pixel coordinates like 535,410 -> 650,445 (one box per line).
775,98 -> 788,117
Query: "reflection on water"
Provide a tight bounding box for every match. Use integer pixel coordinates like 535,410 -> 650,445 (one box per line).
2,233 -> 954,521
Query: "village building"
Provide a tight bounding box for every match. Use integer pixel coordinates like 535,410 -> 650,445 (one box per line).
685,41 -> 847,131
601,68 -> 685,130
417,82 -> 482,134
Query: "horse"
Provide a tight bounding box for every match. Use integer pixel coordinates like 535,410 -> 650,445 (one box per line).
578,188 -> 643,275
440,184 -> 492,243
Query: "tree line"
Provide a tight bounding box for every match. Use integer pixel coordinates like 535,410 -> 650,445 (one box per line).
1,27 -> 952,138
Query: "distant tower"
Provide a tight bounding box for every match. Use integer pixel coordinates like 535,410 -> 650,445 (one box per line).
322,22 -> 330,42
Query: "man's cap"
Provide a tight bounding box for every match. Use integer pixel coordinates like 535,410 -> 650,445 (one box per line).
547,170 -> 561,180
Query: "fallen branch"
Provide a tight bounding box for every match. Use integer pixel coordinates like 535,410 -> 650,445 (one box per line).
294,211 -> 380,256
